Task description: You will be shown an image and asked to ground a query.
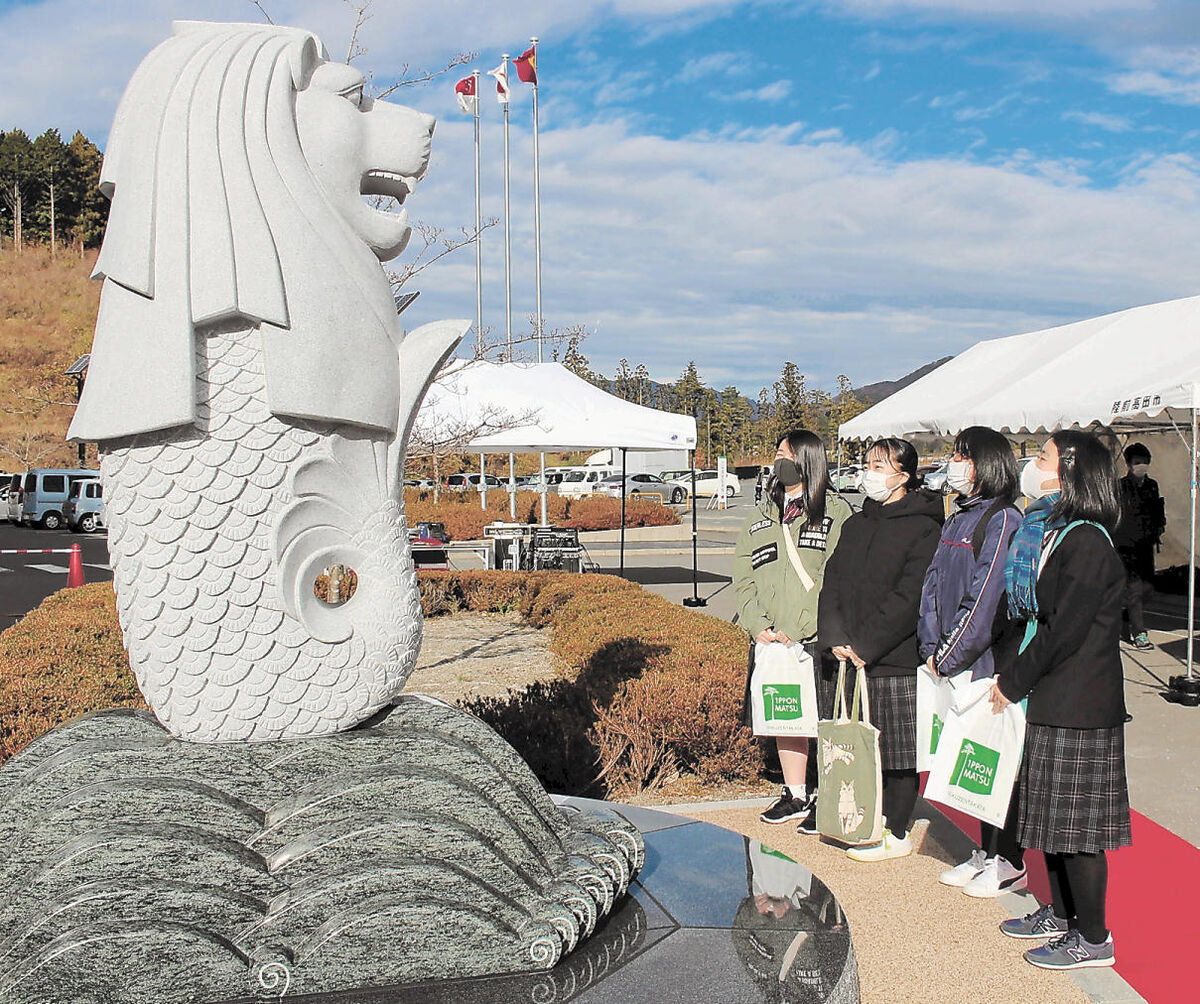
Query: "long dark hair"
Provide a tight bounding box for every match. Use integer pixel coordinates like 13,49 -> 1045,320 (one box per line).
769,429 -> 830,524
953,426 -> 1018,503
1050,430 -> 1120,530
866,437 -> 921,490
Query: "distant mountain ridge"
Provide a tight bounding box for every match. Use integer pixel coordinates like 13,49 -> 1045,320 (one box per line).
853,355 -> 954,407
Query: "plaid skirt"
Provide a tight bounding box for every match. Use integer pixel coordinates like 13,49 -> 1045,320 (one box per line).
1019,724 -> 1132,854
818,667 -> 917,773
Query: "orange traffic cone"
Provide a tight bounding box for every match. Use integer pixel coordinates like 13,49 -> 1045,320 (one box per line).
67,543 -> 86,588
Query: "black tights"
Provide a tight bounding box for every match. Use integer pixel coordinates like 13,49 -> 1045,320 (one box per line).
882,769 -> 918,838
1045,850 -> 1109,944
980,783 -> 1025,868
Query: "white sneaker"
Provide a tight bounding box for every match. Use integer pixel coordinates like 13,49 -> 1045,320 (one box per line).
963,856 -> 1028,898
939,849 -> 986,887
845,828 -> 913,862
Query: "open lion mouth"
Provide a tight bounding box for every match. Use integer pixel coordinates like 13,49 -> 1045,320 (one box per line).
361,169 -> 419,206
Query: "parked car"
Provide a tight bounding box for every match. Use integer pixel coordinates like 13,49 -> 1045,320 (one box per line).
666,469 -> 741,499
446,473 -> 504,491
829,465 -> 863,492
555,468 -> 615,498
595,473 -> 676,502
921,461 -> 950,493
5,473 -> 23,523
64,478 -> 106,533
20,468 -> 99,529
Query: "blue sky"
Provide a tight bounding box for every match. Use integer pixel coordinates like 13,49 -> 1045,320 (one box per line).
3,0 -> 1200,394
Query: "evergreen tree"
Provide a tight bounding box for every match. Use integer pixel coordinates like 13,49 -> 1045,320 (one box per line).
0,129 -> 36,249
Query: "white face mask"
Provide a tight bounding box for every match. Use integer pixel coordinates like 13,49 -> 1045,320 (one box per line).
1021,459 -> 1057,500
1131,463 -> 1150,478
862,469 -> 901,502
946,460 -> 974,495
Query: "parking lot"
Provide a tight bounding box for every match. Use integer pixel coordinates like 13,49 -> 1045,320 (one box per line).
0,521 -> 112,631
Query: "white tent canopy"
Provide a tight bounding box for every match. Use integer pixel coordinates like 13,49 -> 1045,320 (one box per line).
838,293 -> 1200,686
839,295 -> 1200,441
419,360 -> 697,453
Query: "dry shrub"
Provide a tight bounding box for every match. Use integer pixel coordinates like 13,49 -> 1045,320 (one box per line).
557,495 -> 678,530
0,583 -> 146,764
403,489 -> 677,539
429,571 -> 759,798
2,571 -> 761,799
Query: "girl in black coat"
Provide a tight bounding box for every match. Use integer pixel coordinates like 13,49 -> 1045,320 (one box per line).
991,430 -> 1130,972
818,437 -> 943,860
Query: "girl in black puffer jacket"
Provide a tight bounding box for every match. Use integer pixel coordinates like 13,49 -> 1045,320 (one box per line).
818,437 -> 943,861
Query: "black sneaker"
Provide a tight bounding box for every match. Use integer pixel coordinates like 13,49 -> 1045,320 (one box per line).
796,794 -> 819,835
761,786 -> 807,824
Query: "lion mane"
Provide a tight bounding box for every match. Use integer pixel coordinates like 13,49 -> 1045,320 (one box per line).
70,21 -> 403,442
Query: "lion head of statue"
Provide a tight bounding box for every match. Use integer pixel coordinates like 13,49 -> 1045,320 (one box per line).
71,21 -> 439,442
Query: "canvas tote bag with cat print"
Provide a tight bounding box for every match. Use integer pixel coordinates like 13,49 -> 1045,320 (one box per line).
816,661 -> 884,845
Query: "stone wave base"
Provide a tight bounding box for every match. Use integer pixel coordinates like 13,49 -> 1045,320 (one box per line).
0,697 -> 643,1003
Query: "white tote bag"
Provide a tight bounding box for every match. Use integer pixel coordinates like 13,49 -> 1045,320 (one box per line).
749,641 -> 819,737
925,676 -> 1026,827
915,663 -> 958,773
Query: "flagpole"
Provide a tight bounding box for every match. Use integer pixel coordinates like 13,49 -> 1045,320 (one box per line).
472,69 -> 482,357
502,53 -> 512,362
527,38 -> 549,525
500,56 -> 518,520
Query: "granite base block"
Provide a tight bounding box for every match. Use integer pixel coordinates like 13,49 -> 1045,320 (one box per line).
0,697 -> 643,1002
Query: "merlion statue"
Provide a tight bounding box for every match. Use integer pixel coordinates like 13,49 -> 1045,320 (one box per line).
67,20 -> 465,743
0,22 -> 642,1003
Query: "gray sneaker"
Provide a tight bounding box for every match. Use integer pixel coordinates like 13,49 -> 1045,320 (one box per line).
1024,930 -> 1116,970
999,904 -> 1070,940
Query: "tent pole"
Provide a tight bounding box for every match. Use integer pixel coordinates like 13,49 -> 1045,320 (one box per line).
509,453 -> 516,520
683,450 -> 705,607
1168,386 -> 1200,705
620,447 -> 627,578
1189,389 -> 1197,681
540,454 -> 547,526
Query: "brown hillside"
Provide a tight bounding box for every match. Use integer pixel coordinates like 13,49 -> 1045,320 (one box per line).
0,244 -> 101,472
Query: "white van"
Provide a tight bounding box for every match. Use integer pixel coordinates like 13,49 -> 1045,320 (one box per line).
555,467 -> 615,498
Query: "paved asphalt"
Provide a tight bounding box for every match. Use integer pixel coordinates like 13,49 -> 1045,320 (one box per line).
0,521 -> 112,631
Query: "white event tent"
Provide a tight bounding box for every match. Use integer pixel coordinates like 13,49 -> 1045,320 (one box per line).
421,360 -> 696,453
417,360 -> 699,575
838,294 -> 1200,681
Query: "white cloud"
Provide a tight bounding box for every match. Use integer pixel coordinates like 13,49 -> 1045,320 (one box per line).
729,78 -> 792,102
411,112 -> 1200,390
1062,109 -> 1135,132
677,50 -> 751,82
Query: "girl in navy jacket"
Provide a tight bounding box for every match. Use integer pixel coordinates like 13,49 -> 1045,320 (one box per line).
917,427 -> 1022,898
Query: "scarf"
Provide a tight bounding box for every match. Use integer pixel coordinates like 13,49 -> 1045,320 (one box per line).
1004,495 -> 1062,620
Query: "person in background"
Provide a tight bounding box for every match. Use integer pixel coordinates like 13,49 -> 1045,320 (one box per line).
734,431 -> 852,834
1113,442 -> 1165,652
918,427 -> 1024,897
818,437 -> 943,860
992,430 -> 1130,972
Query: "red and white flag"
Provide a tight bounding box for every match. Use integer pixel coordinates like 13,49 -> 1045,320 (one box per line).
487,62 -> 510,104
514,46 -> 537,85
454,75 -> 477,114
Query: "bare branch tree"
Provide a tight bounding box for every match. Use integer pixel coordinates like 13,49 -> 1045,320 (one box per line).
373,51 -> 476,98
385,218 -> 499,291
343,0 -> 372,64
248,0 -> 274,24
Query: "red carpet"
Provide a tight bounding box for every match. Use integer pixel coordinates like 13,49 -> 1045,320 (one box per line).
937,805 -> 1200,1003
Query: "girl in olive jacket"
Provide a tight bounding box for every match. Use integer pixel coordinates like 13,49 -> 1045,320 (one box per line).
735,430 -> 851,831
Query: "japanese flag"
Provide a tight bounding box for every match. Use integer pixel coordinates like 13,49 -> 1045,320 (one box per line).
488,62 -> 510,104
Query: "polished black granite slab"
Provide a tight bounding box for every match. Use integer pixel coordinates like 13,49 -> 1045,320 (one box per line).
220,799 -> 859,1003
